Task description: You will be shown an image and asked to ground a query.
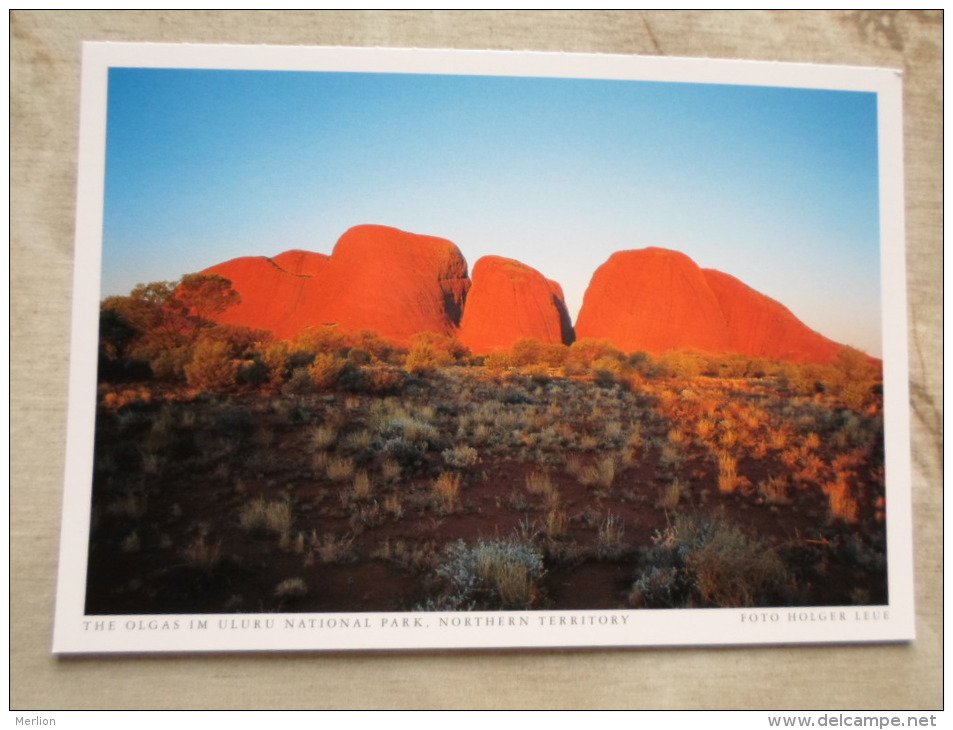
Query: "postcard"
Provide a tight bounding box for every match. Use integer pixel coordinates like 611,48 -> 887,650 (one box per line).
53,42 -> 913,653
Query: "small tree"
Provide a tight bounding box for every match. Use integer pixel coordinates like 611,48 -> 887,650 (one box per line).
99,274 -> 242,383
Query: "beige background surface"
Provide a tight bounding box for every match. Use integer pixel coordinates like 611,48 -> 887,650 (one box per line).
10,10 -> 942,710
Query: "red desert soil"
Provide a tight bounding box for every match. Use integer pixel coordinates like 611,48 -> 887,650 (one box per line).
204,224 -> 471,343
576,247 -> 848,364
458,255 -> 574,354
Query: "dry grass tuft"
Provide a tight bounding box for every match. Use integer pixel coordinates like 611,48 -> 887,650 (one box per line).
350,470 -> 373,501
655,479 -> 683,510
183,533 -> 222,569
273,577 -> 308,599
525,469 -> 557,502
597,514 -> 626,559
326,456 -> 356,482
312,531 -> 356,564
239,497 -> 293,537
758,475 -> 790,505
717,453 -> 741,494
433,471 -> 462,512
824,472 -> 860,523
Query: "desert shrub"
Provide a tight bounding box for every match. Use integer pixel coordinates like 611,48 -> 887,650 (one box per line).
826,346 -> 880,409
185,340 -> 239,390
404,343 -> 450,375
483,351 -> 510,372
655,479 -> 683,510
373,407 -> 439,445
596,514 -> 626,559
239,497 -> 293,537
294,326 -> 350,357
567,338 -> 624,371
326,456 -> 356,482
717,453 -> 741,494
312,531 -> 356,564
520,362 -> 552,383
360,367 -> 407,395
441,445 -> 478,469
349,470 -> 373,501
273,577 -> 308,599
626,351 -> 662,379
630,514 -> 795,608
628,565 -> 685,608
352,329 -> 400,364
403,332 -> 469,374
413,332 -> 470,361
823,472 -> 861,524
238,358 -> 269,386
258,341 -> 290,385
659,350 -> 705,379
150,346 -> 192,382
525,469 -> 556,500
544,503 -> 568,538
182,533 -> 222,570
594,455 -> 616,488
758,476 -> 790,505
432,471 -> 462,512
381,437 -> 429,471
509,338 -> 560,367
282,367 -> 314,395
311,424 -> 337,451
428,539 -> 546,610
497,387 -> 534,406
310,353 -> 348,389
592,367 -> 625,390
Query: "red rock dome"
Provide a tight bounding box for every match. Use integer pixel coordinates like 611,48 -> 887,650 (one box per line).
203,224 -> 470,344
702,268 -> 843,364
575,248 -> 729,353
576,247 -> 852,364
458,256 -> 573,354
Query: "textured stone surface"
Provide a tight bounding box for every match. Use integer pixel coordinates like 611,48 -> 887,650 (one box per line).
12,9 -> 940,711
205,224 -> 470,343
576,248 -> 730,354
703,268 -> 844,364
458,255 -> 572,353
576,247 -> 847,363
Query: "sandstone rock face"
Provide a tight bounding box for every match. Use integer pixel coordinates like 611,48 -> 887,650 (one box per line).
702,268 -> 843,364
271,250 -> 330,277
203,231 -> 852,365
458,256 -> 573,354
323,225 -> 470,340
202,255 -> 321,341
576,247 -> 848,364
203,224 -> 470,343
575,248 -> 729,353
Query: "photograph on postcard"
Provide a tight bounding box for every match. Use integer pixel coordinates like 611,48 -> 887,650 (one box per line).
54,43 -> 912,652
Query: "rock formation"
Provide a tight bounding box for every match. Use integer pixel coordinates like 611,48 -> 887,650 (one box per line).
576,247 -> 848,364
575,248 -> 729,353
200,228 -> 854,365
701,268 -> 843,364
458,256 -> 573,354
203,224 -> 470,343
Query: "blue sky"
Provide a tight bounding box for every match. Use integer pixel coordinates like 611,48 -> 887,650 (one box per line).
103,67 -> 883,356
